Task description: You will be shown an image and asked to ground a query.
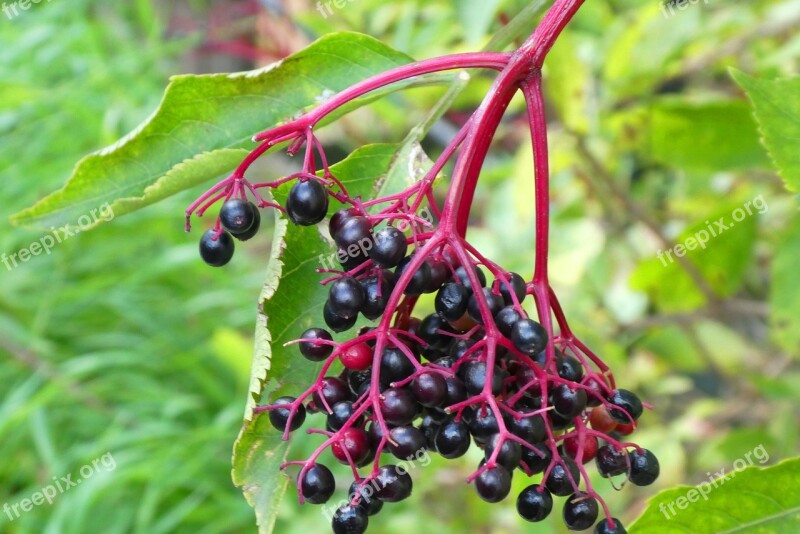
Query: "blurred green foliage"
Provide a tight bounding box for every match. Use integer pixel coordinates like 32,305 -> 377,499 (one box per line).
1,0 -> 799,533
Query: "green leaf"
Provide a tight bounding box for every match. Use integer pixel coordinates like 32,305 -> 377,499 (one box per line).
11,32 -> 414,229
732,70 -> 800,192
629,457 -> 800,533
630,203 -> 758,312
648,100 -> 770,172
231,144 -> 401,534
770,214 -> 800,353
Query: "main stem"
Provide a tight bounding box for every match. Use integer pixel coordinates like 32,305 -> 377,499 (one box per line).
440,0 -> 586,236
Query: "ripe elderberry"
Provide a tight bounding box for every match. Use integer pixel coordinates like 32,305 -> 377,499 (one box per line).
219,198 -> 258,235
475,465 -> 512,503
287,179 -> 329,226
199,229 -> 235,267
300,464 -> 336,504
563,493 -> 599,531
517,484 -> 553,522
332,504 -> 368,534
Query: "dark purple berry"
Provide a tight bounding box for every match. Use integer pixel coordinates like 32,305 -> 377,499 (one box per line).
287,179 -> 328,226
199,229 -> 234,267
499,272 -> 527,305
517,484 -> 552,522
220,198 -> 257,234
267,396 -> 305,432
467,287 -> 504,324
545,460 -> 580,497
332,504 -> 368,534
434,419 -> 471,459
324,300 -> 358,333
328,276 -> 365,320
629,449 -> 659,486
411,372 -> 447,407
379,388 -> 418,426
369,227 -> 407,268
395,256 -> 432,296
511,318 -> 548,355
299,328 -> 334,362
375,465 -> 413,502
485,434 -> 522,472
595,445 -> 629,478
299,464 -> 335,504
595,518 -> 627,534
552,384 -> 588,419
388,426 -> 427,459
563,493 -> 599,531
475,465 -> 512,503
435,283 -> 471,322
607,389 -> 644,423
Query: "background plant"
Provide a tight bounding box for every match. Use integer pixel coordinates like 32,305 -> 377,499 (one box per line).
1,1 -> 799,533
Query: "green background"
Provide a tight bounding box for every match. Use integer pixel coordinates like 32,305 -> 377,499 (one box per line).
1,0 -> 798,532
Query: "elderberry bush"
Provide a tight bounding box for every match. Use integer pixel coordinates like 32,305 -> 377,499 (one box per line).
184,0 -> 659,531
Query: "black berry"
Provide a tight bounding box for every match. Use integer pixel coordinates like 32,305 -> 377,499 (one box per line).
606,389 -> 644,424
299,464 -> 335,504
369,227 -> 407,268
517,484 -> 553,522
220,198 -> 257,234
331,504 -> 368,534
563,493 -> 599,531
475,465 -> 512,503
375,465 -> 413,502
287,179 -> 329,226
629,448 -> 659,486
434,419 -> 471,459
268,396 -> 305,432
199,229 -> 235,267
511,318 -> 548,355
299,328 -> 334,362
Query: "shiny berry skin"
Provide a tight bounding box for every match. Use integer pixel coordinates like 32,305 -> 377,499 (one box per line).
434,419 -> 471,459
589,405 -> 618,433
595,518 -> 627,534
360,273 -> 394,320
418,313 -> 452,351
328,276 -> 365,320
312,377 -> 351,412
329,208 -> 357,239
299,464 -> 335,504
495,306 -> 522,338
348,481 -> 384,516
467,287 -> 504,324
425,258 -> 451,293
607,389 -> 644,423
375,465 -> 413,502
340,342 -> 373,371
379,347 -> 416,385
231,204 -> 261,241
468,408 -> 500,445
219,198 -> 257,234
347,369 -> 372,398
475,465 -> 512,503
388,426 -> 427,459
332,428 -> 371,465
379,388 -> 418,426
268,396 -> 305,432
331,504 -> 368,534
506,414 -> 546,445
286,179 -> 329,226
327,401 -> 362,431
410,372 -> 447,407
522,444 -> 551,474
485,434 -> 522,472
441,376 -> 467,409
511,318 -> 548,355
435,283 -> 471,322
552,384 -> 588,419
333,215 -> 372,250
199,229 -> 235,267
395,256 -> 432,296
563,493 -> 599,531
454,265 -> 486,289
499,272 -> 527,305
299,328 -> 334,362
418,414 -> 442,449
595,445 -> 628,478
545,460 -> 580,496
629,448 -> 659,486
324,300 -> 358,333
517,484 -> 553,522
369,227 -> 408,268
563,434 -> 599,463
459,361 -> 504,396
557,355 -> 584,382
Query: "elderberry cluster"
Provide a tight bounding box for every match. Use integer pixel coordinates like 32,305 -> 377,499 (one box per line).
257,200 -> 658,534
199,177 -> 331,267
